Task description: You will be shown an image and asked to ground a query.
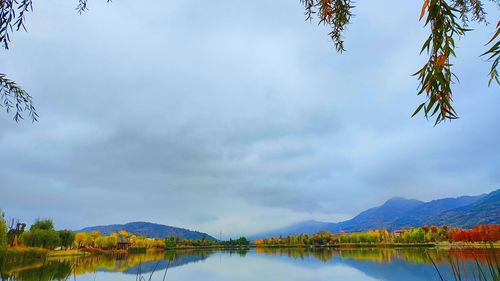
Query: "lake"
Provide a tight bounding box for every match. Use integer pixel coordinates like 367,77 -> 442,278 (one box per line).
1,247 -> 499,281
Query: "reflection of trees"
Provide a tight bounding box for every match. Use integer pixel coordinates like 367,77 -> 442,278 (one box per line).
0,259 -> 43,278
2,248 -> 498,280
1,249 -> 223,279
254,247 -> 499,265
123,250 -> 217,274
255,248 -> 335,262
3,260 -> 72,281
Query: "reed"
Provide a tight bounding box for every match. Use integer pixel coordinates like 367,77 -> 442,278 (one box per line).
429,245 -> 499,281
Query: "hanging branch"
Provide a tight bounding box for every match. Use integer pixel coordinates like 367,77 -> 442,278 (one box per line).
0,73 -> 38,122
482,20 -> 499,86
302,0 -> 498,125
0,0 -> 37,122
0,0 -> 110,122
412,0 -> 468,125
301,0 -> 354,53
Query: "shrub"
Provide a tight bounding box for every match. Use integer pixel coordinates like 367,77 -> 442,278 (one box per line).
21,229 -> 61,249
58,230 -> 75,248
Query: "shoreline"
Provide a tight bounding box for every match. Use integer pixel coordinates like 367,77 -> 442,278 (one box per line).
255,242 -> 500,249
2,242 -> 498,260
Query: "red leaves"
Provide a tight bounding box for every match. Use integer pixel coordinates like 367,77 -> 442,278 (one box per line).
419,0 -> 429,21
448,224 -> 500,242
435,54 -> 447,68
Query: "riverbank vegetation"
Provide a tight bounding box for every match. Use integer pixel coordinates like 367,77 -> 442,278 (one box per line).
164,236 -> 250,249
254,225 -> 500,248
0,213 -> 250,258
2,211 -> 498,260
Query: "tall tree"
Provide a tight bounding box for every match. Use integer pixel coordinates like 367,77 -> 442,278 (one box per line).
58,230 -> 75,248
30,218 -> 54,231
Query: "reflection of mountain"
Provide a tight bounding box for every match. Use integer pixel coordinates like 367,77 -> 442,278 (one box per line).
2,248 -> 497,281
254,248 -> 495,281
340,254 -> 478,281
341,258 -> 442,281
121,251 -> 215,274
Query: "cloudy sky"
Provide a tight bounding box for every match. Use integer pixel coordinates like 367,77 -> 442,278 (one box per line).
0,0 -> 499,238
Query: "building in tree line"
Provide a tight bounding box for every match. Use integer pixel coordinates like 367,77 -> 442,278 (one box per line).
392,230 -> 402,238
117,238 -> 131,250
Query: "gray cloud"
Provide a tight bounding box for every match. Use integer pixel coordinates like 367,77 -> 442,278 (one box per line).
0,0 -> 499,237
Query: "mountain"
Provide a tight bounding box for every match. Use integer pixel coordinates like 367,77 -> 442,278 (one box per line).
427,190 -> 500,228
252,189 -> 498,239
391,195 -> 485,229
249,220 -> 333,240
78,221 -> 217,241
335,197 -> 424,232
250,198 -> 424,238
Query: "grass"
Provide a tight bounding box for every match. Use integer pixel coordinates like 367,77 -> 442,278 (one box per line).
134,258 -> 171,281
0,247 -> 48,262
47,249 -> 90,257
429,246 -> 499,281
435,242 -> 500,249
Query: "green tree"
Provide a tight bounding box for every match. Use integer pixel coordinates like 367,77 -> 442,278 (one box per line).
20,218 -> 63,249
58,230 -> 75,248
164,236 -> 176,249
21,229 -> 61,249
236,237 -> 250,246
0,209 -> 7,247
30,218 -> 54,231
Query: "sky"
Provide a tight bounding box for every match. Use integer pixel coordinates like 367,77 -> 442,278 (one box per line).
0,0 -> 499,238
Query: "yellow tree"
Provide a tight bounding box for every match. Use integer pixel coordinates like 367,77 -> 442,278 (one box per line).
106,235 -> 118,248
75,232 -> 90,248
90,231 -> 100,247
381,228 -> 391,243
118,230 -> 129,242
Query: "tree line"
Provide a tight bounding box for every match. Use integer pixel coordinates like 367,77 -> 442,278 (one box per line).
0,212 -> 250,251
254,224 -> 500,247
0,214 -> 76,250
74,230 -> 164,250
164,236 -> 249,249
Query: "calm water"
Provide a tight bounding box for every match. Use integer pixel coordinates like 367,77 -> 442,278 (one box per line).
1,248 -> 499,281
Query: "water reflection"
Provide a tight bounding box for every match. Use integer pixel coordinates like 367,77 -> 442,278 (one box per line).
1,248 -> 498,281
255,247 -> 497,264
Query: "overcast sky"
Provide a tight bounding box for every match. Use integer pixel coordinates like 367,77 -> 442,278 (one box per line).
0,0 -> 498,238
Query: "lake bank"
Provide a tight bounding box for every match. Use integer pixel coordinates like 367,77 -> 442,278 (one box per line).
254,242 -> 500,249
2,241 -> 498,263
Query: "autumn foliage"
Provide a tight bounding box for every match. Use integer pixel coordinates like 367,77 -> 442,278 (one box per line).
448,224 -> 500,242
256,224 -> 500,247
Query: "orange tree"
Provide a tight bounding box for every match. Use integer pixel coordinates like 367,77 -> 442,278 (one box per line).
1,0 -> 498,124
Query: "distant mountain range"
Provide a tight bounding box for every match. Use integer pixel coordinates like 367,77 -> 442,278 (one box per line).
78,221 -> 217,241
250,189 -> 499,239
